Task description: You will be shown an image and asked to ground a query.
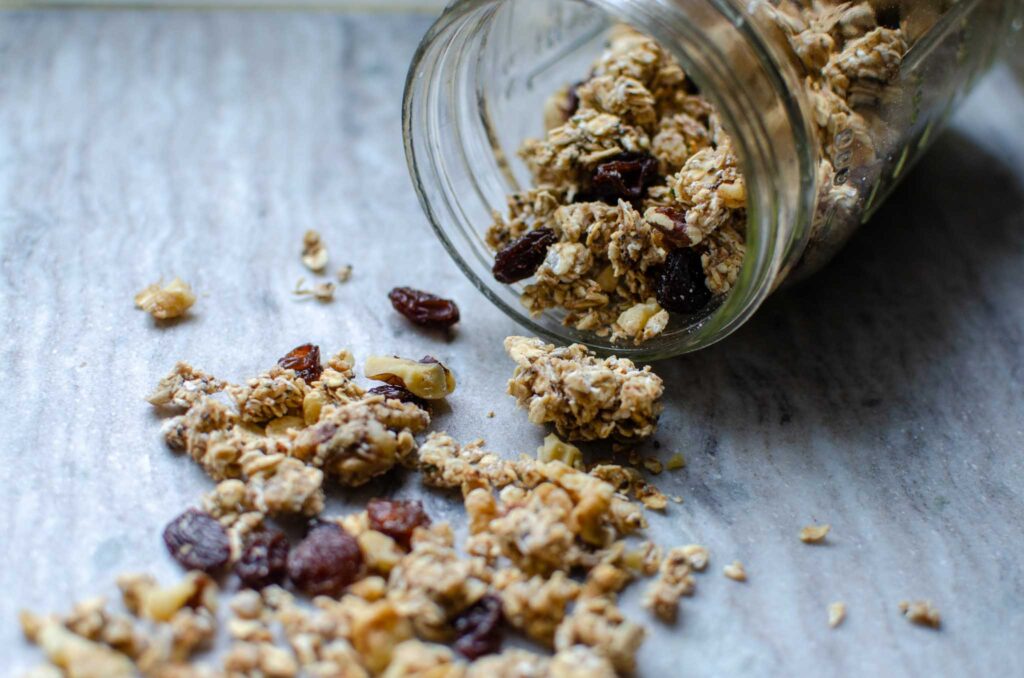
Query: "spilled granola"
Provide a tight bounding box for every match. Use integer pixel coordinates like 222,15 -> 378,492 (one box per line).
134,277 -> 196,320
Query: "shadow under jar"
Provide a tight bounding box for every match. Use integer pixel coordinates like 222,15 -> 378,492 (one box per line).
403,0 -> 1023,360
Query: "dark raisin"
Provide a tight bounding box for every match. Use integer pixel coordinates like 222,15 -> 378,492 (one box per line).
278,344 -> 323,384
653,248 -> 712,314
367,498 -> 431,549
388,287 -> 460,329
648,206 -> 693,247
162,509 -> 230,573
492,228 -> 557,284
563,80 -> 583,119
367,384 -> 428,410
453,594 -> 504,660
582,153 -> 659,204
286,522 -> 363,597
235,528 -> 290,590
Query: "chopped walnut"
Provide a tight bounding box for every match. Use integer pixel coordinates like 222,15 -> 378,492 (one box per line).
504,336 -> 664,441
899,600 -> 941,629
134,277 -> 196,320
799,523 -> 831,543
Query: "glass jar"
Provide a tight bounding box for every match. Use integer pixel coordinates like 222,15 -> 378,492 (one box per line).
403,0 -> 1023,359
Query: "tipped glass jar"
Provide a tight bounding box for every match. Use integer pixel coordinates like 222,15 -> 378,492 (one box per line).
403,0 -> 1023,359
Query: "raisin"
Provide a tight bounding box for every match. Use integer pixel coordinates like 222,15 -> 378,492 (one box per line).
162,509 -> 230,573
367,498 -> 431,549
492,228 -> 557,284
235,528 -> 290,590
286,522 -> 363,597
278,344 -> 323,384
582,153 -> 659,204
388,287 -> 460,329
367,384 -> 428,410
563,80 -> 583,119
654,248 -> 712,313
453,595 -> 504,660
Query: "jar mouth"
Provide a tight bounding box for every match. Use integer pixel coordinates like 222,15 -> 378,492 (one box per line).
403,0 -> 815,360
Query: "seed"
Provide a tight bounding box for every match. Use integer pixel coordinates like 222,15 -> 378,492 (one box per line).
278,344 -> 323,385
453,594 -> 504,660
388,287 -> 460,329
366,384 -> 428,410
162,509 -> 230,573
286,522 -> 363,597
235,528 -> 290,590
654,248 -> 712,313
492,228 -> 557,284
583,152 -> 659,204
367,498 -> 431,549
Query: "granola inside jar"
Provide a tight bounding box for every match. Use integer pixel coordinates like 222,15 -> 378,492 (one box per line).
404,0 -> 1023,359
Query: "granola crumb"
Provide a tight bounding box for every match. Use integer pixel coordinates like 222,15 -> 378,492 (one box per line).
799,523 -> 831,544
828,601 -> 846,629
293,277 -> 335,302
336,264 -> 353,282
301,229 -> 328,272
487,410 -> 495,418
899,600 -> 941,629
666,452 -> 686,470
134,277 -> 196,320
642,457 -> 663,474
723,560 -> 747,582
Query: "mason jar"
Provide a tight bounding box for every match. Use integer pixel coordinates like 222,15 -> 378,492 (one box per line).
403,0 -> 1023,359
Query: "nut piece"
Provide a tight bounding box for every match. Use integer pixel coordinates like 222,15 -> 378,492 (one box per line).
19,611 -> 135,677
537,434 -> 584,470
364,356 -> 456,400
799,523 -> 831,544
134,277 -> 196,320
141,571 -> 217,622
899,600 -> 941,629
828,601 -> 847,629
723,560 -> 746,582
301,229 -> 328,272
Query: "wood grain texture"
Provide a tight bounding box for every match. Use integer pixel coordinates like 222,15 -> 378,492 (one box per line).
1,9 -> 1022,677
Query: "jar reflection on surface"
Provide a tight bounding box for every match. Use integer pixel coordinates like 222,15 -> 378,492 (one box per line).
403,0 -> 1023,359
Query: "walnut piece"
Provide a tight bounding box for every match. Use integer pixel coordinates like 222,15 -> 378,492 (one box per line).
134,277 -> 196,320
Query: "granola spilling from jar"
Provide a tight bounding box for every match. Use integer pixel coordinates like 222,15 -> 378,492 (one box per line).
487,25 -> 747,344
487,3 -> 910,343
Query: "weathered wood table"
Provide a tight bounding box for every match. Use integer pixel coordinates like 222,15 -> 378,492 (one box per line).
1,9 -> 1022,677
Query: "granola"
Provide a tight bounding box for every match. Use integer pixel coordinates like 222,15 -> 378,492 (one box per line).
799,523 -> 831,543
301,229 -> 329,272
486,5 -> 910,343
134,277 -> 196,320
504,335 -> 664,441
828,601 -> 847,629
486,26 -> 745,343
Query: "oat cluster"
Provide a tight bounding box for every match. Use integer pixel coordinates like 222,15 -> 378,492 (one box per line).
504,336 -> 664,441
488,26 -> 746,343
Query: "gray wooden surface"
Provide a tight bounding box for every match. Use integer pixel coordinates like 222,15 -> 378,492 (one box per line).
1,9 -> 1022,677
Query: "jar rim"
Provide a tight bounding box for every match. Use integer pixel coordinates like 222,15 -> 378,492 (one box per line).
403,0 -> 817,359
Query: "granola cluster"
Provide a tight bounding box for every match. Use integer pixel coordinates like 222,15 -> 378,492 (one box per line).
150,346 -> 437,516
487,25 -> 747,343
504,336 -> 664,441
